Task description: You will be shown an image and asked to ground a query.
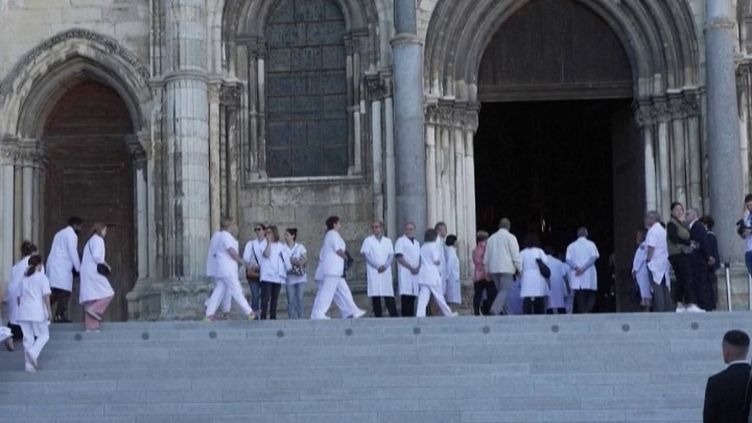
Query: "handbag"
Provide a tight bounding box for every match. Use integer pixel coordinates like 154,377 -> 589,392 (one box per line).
88,242 -> 111,277
288,245 -> 306,276
246,246 -> 260,282
536,257 -> 551,279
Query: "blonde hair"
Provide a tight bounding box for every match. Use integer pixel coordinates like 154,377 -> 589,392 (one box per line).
90,222 -> 107,236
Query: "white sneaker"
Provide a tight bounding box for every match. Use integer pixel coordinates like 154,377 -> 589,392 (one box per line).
353,309 -> 366,319
675,303 -> 686,313
685,304 -> 706,313
449,312 -> 459,317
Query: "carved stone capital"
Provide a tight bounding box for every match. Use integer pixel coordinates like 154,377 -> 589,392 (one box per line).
652,98 -> 671,123
17,141 -> 47,168
220,84 -> 241,109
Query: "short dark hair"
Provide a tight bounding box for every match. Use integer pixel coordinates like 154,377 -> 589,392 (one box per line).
25,255 -> 42,277
446,235 -> 457,246
424,228 -> 438,243
434,222 -> 447,231
723,330 -> 750,349
325,216 -> 340,230
286,228 -> 298,240
670,202 -> 683,212
702,216 -> 715,230
68,216 -> 83,226
745,194 -> 752,203
523,233 -> 541,249
20,240 -> 38,256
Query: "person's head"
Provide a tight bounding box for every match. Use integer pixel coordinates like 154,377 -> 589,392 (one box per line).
685,208 -> 700,223
68,216 -> 83,232
326,216 -> 341,231
20,240 -> 38,257
371,220 -> 384,237
434,222 -> 447,237
424,228 -> 438,243
220,217 -> 238,236
523,233 -> 541,249
722,330 -> 750,364
284,228 -> 298,244
635,228 -> 646,246
91,222 -> 108,238
254,223 -> 267,240
670,202 -> 685,221
403,222 -> 416,239
702,215 -> 715,231
476,230 -> 489,244
446,234 -> 457,247
577,227 -> 588,239
265,225 -> 280,242
745,194 -> 752,212
499,218 -> 511,230
645,210 -> 660,228
25,255 -> 42,277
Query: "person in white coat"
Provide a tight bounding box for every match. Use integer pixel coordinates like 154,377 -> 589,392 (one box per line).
79,223 -> 114,332
205,217 -> 255,321
519,234 -> 549,315
242,223 -> 267,316
416,229 -> 457,318
311,216 -> 366,320
565,227 -> 600,314
445,235 -> 461,306
631,228 -> 652,312
435,222 -> 449,295
394,222 -> 421,317
360,221 -> 397,317
544,249 -> 570,314
46,216 -> 82,323
284,228 -> 308,319
17,255 -> 51,372
644,211 -> 672,312
259,225 -> 289,320
7,241 -> 38,332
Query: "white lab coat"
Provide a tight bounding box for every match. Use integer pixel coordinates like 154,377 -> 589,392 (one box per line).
285,243 -> 308,285
394,235 -> 420,297
519,248 -> 549,298
79,234 -> 114,304
7,255 -> 31,324
311,231 -> 364,320
360,235 -> 394,297
546,255 -> 570,311
645,222 -> 669,285
242,238 -> 267,271
445,246 -> 461,304
17,271 -> 51,322
632,242 -> 652,300
46,226 -> 81,292
319,230 -> 346,277
418,242 -> 442,288
204,230 -> 253,317
259,242 -> 289,284
565,237 -> 600,291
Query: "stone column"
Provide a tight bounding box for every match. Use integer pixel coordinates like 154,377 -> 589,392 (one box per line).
384,89 -> 397,239
371,95 -> 384,221
392,0 -> 427,235
706,0 -> 745,262
656,100 -> 671,217
425,119 -> 438,226
0,142 -> 16,279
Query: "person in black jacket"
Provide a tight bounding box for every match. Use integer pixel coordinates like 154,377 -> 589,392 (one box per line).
701,216 -> 720,311
703,330 -> 750,423
686,208 -> 716,311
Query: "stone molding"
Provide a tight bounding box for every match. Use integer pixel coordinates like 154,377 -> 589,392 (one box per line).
365,72 -> 393,101
634,93 -> 700,127
425,100 -> 480,131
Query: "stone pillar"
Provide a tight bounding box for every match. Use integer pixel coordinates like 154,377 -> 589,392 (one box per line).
371,96 -> 384,221
706,0 -> 745,262
384,90 -> 397,239
425,120 -> 438,226
392,0 -> 427,236
0,142 -> 16,279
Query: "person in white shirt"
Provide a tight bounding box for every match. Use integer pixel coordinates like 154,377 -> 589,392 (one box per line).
565,227 -> 600,314
283,228 -> 307,319
544,248 -> 570,314
17,255 -> 51,372
445,235 -> 461,306
416,229 -> 457,318
631,228 -> 652,312
484,218 -> 522,315
79,223 -> 115,332
738,194 -> 752,278
519,234 -> 549,315
360,221 -> 397,317
311,216 -> 366,320
46,216 -> 82,323
394,222 -> 421,317
7,241 -> 38,333
205,217 -> 255,321
242,223 -> 267,317
644,211 -> 672,312
258,225 -> 289,320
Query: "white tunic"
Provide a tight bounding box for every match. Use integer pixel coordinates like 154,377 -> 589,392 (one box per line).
645,222 -> 669,284
207,230 -> 240,279
259,242 -> 289,284
394,235 -> 420,297
242,238 -> 267,269
565,237 -> 600,291
445,246 -> 461,304
360,235 -> 394,297
46,226 -> 81,292
319,230 -> 346,277
285,243 -> 308,285
519,248 -> 549,298
418,242 -> 442,288
546,255 -> 570,310
17,271 -> 51,323
632,242 -> 652,299
7,256 -> 32,324
79,234 -> 114,304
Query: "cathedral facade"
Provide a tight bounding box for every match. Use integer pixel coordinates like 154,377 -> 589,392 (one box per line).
0,0 -> 750,319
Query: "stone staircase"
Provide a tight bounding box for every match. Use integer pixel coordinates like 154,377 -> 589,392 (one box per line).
0,312 -> 748,423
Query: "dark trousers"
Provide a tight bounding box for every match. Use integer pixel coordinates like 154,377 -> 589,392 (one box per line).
473,280 -> 497,315
668,254 -> 696,305
547,308 -> 566,314
247,280 -> 261,312
260,282 -> 281,320
707,271 -> 718,311
523,297 -> 546,315
574,290 -> 596,313
401,295 -> 416,317
50,288 -> 71,320
371,296 -> 398,317
691,255 -> 713,311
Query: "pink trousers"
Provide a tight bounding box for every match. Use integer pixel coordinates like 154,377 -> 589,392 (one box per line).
82,295 -> 113,330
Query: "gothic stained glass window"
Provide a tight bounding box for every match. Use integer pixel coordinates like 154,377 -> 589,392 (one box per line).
266,0 -> 349,177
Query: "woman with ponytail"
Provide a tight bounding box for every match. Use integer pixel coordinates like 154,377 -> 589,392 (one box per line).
16,255 -> 51,372
79,223 -> 114,332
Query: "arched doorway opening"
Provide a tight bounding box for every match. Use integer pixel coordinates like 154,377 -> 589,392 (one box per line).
474,0 -> 642,311
42,80 -> 136,322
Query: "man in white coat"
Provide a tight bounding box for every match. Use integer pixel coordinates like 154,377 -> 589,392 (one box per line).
645,211 -> 672,312
46,216 -> 82,323
360,220 -> 397,317
205,217 -> 255,320
394,222 -> 421,317
565,227 -> 600,313
484,218 -> 522,315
